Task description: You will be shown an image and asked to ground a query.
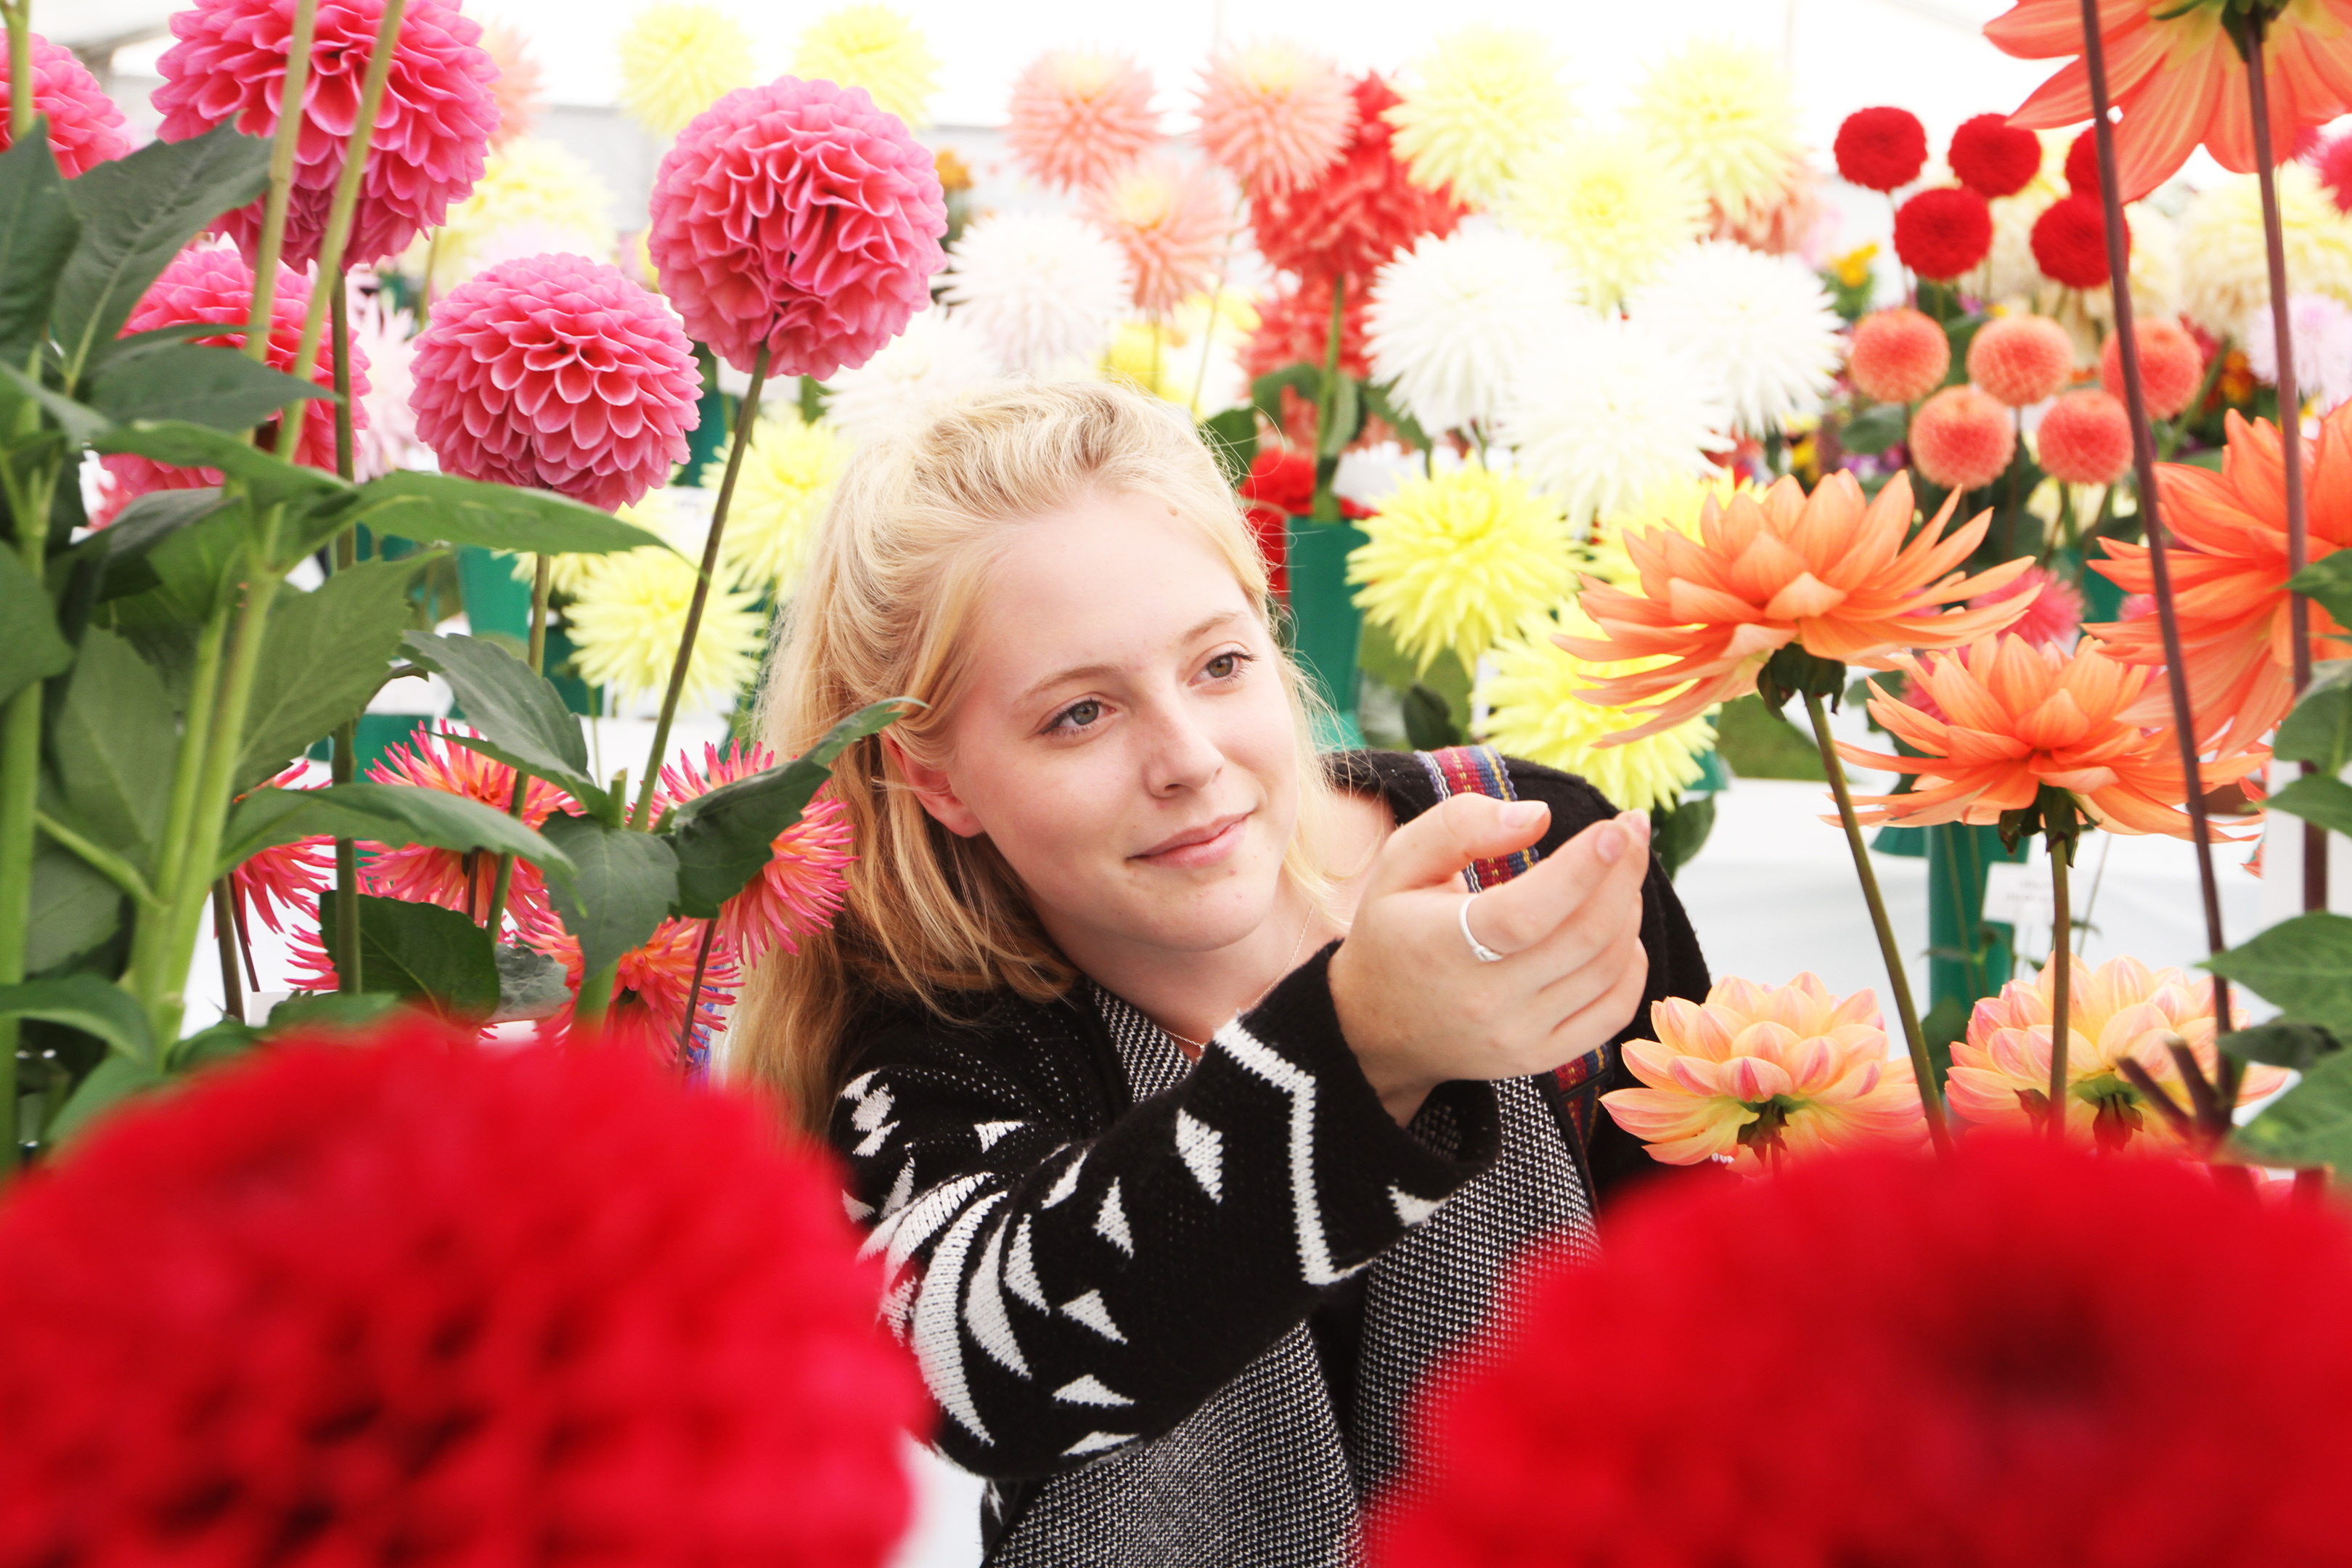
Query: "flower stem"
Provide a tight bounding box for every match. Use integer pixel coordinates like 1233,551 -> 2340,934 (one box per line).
2046,815 -> 2074,1145
1802,689 -> 1952,1152
1311,274 -> 1347,520
128,608 -> 229,1025
213,878 -> 246,1025
328,264 -> 362,992
573,960 -> 618,1031
483,554 -> 552,934
677,917 -> 719,1070
242,0 -> 320,367
0,401 -> 54,1168
630,343 -> 769,830
2075,0 -> 2236,1048
3,1 -> 31,145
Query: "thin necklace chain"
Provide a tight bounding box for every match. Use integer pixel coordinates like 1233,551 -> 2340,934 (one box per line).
1163,901 -> 1317,1054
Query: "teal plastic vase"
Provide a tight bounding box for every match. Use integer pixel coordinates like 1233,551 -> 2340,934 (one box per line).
1283,517 -> 1368,751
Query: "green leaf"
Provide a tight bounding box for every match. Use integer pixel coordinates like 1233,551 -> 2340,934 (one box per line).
0,540 -> 71,706
98,486 -> 230,563
492,942 -> 571,1022
0,126 -> 79,354
236,560 -> 422,792
664,699 -> 909,919
1360,378 -> 1432,454
219,781 -> 576,889
2205,911 -> 2352,1041
1318,373 -> 1362,460
2273,659 -> 2352,775
2290,555 -> 2352,637
2220,1019 -> 2343,1071
173,1018 -> 259,1069
86,342 -> 333,431
51,627 -> 176,873
89,418 -> 354,518
0,357 -> 110,444
2263,773 -> 2352,839
113,498 -> 249,627
2234,1050 -> 2352,1169
1201,406 -> 1257,489
44,1054 -> 169,1146
0,975 -> 156,1065
52,123 -> 272,383
1842,404 -> 1909,457
26,837 -> 121,975
1401,685 -> 1459,751
401,631 -> 597,794
542,813 -> 679,978
1250,362 -> 1323,433
316,894 -> 502,1021
354,472 -> 674,556
1651,790 -> 1718,879
263,989 -> 408,1036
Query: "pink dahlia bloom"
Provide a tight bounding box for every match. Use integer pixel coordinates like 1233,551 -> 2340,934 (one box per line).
1193,40 -> 1354,197
648,76 -> 947,379
0,35 -> 131,176
93,246 -> 369,526
410,253 -> 702,511
1005,49 -> 1161,195
1970,560 -> 2083,650
657,741 -> 853,965
529,915 -> 743,1069
153,0 -> 499,269
227,767 -> 332,936
1085,154 -> 1229,316
361,725 -> 570,928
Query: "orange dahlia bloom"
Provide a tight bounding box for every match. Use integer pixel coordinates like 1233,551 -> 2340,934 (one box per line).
1601,973 -> 1927,1171
1561,471 -> 2034,742
1953,955 -> 2287,1151
2090,405 -> 2352,758
1844,635 -> 2266,835
1986,0 -> 2352,202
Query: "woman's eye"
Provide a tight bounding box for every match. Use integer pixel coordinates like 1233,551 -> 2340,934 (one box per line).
1050,699 -> 1102,732
1205,651 -> 1252,681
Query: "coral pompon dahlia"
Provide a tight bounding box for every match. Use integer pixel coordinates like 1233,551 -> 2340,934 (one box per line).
1911,384 -> 2019,491
155,0 -> 498,269
1601,973 -> 1925,1169
1967,312 -> 2075,407
1347,465 -> 1580,670
657,743 -> 854,964
648,76 -> 947,379
1194,38 -> 1356,198
1084,155 -> 1229,317
1561,472 -> 2033,743
1848,306 -> 1952,404
1952,955 -> 2287,1151
1005,50 -> 1161,194
0,35 -> 130,176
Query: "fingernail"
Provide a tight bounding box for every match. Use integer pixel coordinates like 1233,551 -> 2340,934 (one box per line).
1503,801 -> 1548,830
1620,809 -> 1652,844
1594,822 -> 1627,864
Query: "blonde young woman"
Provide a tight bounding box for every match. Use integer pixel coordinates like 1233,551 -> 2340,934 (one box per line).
734,380 -> 1710,1565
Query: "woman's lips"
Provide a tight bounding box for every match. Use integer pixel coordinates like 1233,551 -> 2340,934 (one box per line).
1135,813 -> 1248,868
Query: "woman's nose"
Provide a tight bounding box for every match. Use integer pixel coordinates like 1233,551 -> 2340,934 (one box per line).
1141,702 -> 1224,796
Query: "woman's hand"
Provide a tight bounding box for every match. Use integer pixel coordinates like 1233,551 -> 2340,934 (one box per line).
1328,794 -> 1653,1126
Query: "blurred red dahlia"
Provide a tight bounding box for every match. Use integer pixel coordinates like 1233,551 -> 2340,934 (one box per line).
410,252 -> 703,511
1848,306 -> 1951,404
656,741 -> 854,965
1967,312 -> 2075,407
2039,387 -> 2135,484
0,34 -> 130,176
1833,106 -> 1928,192
2317,132 -> 2352,214
1235,446 -> 1369,598
1911,384 -> 2017,489
2065,126 -> 2102,195
1241,272 -> 1370,382
648,76 -> 947,379
1948,112 -> 2041,198
2032,192 -> 2125,288
153,0 -> 499,269
1249,73 -> 1464,287
1892,186 -> 1993,281
1375,1138 -> 2352,1568
0,1019 -> 923,1568
2101,316 -> 2205,420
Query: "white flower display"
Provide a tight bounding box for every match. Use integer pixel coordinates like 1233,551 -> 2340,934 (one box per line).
821,309 -> 1003,445
1367,228 -> 1583,438
1501,311 -> 1734,526
2180,163 -> 2352,341
2246,292 -> 2352,412
939,211 -> 1135,376
1628,241 -> 1842,436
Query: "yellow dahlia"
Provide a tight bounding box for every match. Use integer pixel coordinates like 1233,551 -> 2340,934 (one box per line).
791,5 -> 939,130
424,138 -> 614,294
1625,38 -> 1803,232
1347,464 -> 1579,671
716,411 -> 850,597
565,518 -> 767,708
1383,24 -> 1577,210
2179,162 -> 2352,340
1503,130 -> 1707,309
1100,293 -> 1257,417
1477,603 -> 1718,813
617,1 -> 756,139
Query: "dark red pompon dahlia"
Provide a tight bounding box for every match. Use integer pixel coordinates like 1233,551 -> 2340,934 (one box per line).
2033,191 -> 2126,288
1948,112 -> 2041,198
1374,1137 -> 2352,1568
1834,106 -> 1928,192
0,1018 -> 924,1568
1892,185 -> 1993,280
2065,126 -> 2104,197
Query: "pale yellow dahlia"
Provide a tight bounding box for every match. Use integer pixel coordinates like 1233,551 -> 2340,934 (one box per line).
618,2 -> 756,139
1503,131 -> 1706,309
1347,464 -> 1579,671
791,5 -> 939,129
1625,39 -> 1803,232
2180,162 -> 2352,340
423,138 -> 614,294
564,523 -> 767,708
1383,24 -> 1577,210
1476,603 -> 1717,813
1100,293 -> 1257,417
715,412 -> 850,598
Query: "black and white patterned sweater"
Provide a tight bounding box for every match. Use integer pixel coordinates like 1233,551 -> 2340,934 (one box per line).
828,751 -> 1712,1564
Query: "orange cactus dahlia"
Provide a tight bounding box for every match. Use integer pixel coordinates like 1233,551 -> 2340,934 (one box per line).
1843,635 -> 2266,835
1986,0 -> 2352,203
1561,471 -> 2034,742
1601,973 -> 1927,1171
1953,955 -> 2288,1150
2090,405 -> 2352,759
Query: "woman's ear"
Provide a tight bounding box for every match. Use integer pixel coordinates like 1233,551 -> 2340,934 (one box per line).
883,732 -> 986,838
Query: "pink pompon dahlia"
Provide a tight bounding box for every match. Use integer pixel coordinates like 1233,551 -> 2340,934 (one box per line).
410,253 -> 703,511
226,766 -> 333,936
480,18 -> 544,150
1004,49 -> 1162,195
153,0 -> 498,270
93,246 -> 368,526
531,916 -> 743,1069
1085,155 -> 1230,316
1250,73 -> 1465,287
648,76 -> 947,379
1193,39 -> 1355,198
1969,560 -> 2082,650
360,725 -> 570,929
0,35 -> 131,176
1967,312 -> 2075,407
656,742 -> 854,966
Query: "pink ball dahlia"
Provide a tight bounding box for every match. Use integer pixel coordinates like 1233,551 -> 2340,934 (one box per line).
94,246 -> 369,526
1967,313 -> 2075,407
1911,384 -> 2017,490
2038,388 -> 2135,484
1085,154 -> 1230,316
2101,317 -> 2205,420
1193,39 -> 1355,198
0,34 -> 130,176
1848,307 -> 1951,404
1005,49 -> 1161,195
648,76 -> 947,379
656,742 -> 854,966
410,253 -> 702,512
1969,560 -> 2083,650
153,0 -> 498,270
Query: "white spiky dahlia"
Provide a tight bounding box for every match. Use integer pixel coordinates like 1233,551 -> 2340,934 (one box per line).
820,310 -> 1001,444
1625,38 -> 1802,232
1367,229 -> 1583,438
1382,24 -> 1577,209
1628,242 -> 1842,436
2180,162 -> 2352,341
1503,130 -> 1709,309
939,212 -> 1133,375
1500,313 -> 1735,526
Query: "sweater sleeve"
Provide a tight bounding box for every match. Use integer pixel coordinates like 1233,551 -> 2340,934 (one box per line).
830,945 -> 1500,1482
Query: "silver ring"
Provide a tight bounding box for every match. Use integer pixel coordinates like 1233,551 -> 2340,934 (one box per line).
1459,892 -> 1505,963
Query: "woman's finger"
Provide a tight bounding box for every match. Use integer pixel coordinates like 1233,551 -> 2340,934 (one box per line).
1467,811 -> 1650,955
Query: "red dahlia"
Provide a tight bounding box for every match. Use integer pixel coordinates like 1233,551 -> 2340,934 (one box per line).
1241,271 -> 1370,383
2316,132 -> 2352,214
1834,107 -> 1929,193
1893,186 -> 1994,280
1375,1138 -> 2352,1568
2033,192 -> 2125,288
2065,126 -> 2104,196
1249,73 -> 1463,287
1235,446 -> 1366,598
1948,113 -> 2041,198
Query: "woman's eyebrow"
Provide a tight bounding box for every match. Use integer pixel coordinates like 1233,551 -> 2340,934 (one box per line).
1014,611 -> 1247,706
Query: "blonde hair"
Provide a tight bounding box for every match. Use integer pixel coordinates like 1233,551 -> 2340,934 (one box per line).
732,378 -> 1343,1132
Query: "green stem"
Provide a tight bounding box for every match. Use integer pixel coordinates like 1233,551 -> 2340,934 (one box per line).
327,264 -> 362,991
4,1 -> 32,145
33,809 -> 161,908
483,553 -> 551,934
1310,274 -> 1346,521
0,367 -> 49,1167
2157,343 -> 2229,462
1802,690 -> 1952,1153
242,0 -> 320,366
127,607 -> 229,1024
2046,822 -> 2073,1143
630,343 -> 769,829
572,960 -> 618,1030
213,878 -> 245,1025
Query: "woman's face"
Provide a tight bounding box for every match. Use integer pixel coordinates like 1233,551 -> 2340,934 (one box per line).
907,489 -> 1300,960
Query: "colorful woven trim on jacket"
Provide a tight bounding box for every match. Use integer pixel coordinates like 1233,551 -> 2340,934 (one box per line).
1412,746 -> 1609,1151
